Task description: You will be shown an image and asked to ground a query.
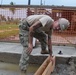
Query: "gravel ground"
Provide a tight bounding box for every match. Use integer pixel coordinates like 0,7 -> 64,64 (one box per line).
51,59 -> 76,75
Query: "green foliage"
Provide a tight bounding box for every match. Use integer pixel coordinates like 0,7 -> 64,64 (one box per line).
0,24 -> 18,30
0,30 -> 19,39
0,24 -> 19,39
10,2 -> 14,5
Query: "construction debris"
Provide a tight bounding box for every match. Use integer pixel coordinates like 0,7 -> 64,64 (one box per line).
51,58 -> 76,75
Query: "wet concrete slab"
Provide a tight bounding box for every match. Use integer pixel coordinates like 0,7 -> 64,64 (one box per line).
0,42 -> 76,56
32,45 -> 76,57
0,42 -> 22,54
0,42 -> 76,64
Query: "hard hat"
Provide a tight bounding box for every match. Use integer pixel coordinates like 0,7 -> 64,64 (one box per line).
58,18 -> 70,31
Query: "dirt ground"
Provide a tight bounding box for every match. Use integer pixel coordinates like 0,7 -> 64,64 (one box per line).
0,33 -> 76,46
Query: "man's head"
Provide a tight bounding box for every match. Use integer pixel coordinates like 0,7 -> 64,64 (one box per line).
58,18 -> 70,31
53,18 -> 70,31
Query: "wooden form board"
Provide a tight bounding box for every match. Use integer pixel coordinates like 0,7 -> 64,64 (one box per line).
34,56 -> 55,75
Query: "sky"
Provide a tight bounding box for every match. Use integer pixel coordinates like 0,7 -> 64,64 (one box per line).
0,0 -> 76,6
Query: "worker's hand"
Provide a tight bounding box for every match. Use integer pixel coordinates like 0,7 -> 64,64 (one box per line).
26,44 -> 33,55
50,56 -> 54,65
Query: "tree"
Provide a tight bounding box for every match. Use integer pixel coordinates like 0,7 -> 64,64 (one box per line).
9,2 -> 15,15
10,2 -> 14,5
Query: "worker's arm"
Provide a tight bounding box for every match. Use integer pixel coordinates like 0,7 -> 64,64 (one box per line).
27,21 -> 42,54
47,35 -> 52,56
47,35 -> 54,64
29,21 -> 42,33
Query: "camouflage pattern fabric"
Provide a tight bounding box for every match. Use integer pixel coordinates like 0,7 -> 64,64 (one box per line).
18,20 -> 47,71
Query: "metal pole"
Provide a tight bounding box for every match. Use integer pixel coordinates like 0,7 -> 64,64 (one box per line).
41,0 -> 42,5
28,0 -> 31,5
27,0 -> 31,16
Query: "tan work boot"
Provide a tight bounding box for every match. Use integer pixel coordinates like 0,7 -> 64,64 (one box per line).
41,50 -> 49,54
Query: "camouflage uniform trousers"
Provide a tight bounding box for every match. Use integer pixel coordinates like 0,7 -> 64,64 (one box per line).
19,20 -> 47,71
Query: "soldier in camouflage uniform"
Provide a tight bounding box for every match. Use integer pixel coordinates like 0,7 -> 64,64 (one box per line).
18,15 -> 70,72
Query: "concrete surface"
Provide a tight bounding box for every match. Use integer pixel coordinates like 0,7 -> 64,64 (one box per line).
0,42 -> 76,75
0,42 -> 76,64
